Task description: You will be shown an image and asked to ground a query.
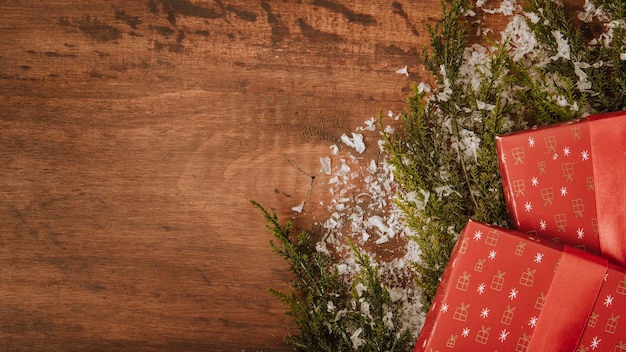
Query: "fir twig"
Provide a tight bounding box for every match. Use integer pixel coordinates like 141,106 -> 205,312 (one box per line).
252,200 -> 413,351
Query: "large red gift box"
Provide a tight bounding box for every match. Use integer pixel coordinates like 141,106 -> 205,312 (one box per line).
415,220 -> 626,351
496,112 -> 626,265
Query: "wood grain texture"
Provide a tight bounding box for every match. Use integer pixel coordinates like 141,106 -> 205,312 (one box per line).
0,0 -> 440,350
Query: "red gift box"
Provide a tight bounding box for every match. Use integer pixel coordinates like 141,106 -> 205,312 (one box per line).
496,112 -> 626,265
415,220 -> 626,351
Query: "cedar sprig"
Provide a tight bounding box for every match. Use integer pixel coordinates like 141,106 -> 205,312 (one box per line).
385,0 -> 626,315
252,201 -> 413,351
519,0 -> 626,116
382,0 -> 523,311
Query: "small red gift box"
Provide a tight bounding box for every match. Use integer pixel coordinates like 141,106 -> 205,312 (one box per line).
415,220 -> 626,351
496,112 -> 626,265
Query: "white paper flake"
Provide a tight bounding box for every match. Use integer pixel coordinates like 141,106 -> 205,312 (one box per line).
350,328 -> 364,349
292,200 -> 305,213
340,133 -> 366,153
319,156 -> 332,175
395,65 -> 409,76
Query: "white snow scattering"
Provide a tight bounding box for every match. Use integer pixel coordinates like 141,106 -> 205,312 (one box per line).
340,132 -> 366,153
457,128 -> 481,163
460,45 -> 492,93
312,113 -> 425,339
481,0 -> 517,16
502,15 -> 539,61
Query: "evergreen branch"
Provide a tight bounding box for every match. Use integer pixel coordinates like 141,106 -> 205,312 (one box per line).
253,200 -> 413,351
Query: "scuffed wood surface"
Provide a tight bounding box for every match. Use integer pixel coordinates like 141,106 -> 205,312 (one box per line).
0,1 -> 440,350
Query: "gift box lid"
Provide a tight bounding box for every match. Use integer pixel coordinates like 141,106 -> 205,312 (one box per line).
495,112 -> 626,265
415,220 -> 626,352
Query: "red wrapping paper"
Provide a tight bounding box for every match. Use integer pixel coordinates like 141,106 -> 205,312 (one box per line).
496,112 -> 626,265
415,220 -> 626,351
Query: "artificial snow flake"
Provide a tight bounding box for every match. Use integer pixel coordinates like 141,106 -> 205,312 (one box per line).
477,100 -> 496,111
578,0 -> 607,23
454,128 -> 481,163
560,187 -> 568,196
563,146 -> 571,156
355,282 -> 367,297
441,303 -> 449,313
540,219 -> 547,230
362,117 -> 376,131
574,61 -> 592,91
531,177 -> 539,186
529,316 -> 538,328
555,95 -> 570,107
477,283 -> 486,295
499,329 -> 510,342
604,294 -> 614,307
590,336 -> 601,350
480,307 -> 490,318
524,201 -> 532,212
503,14 -> 539,61
462,327 -> 470,337
330,144 -> 338,155
395,65 -> 409,77
526,11 -> 540,24
474,230 -> 483,241
581,150 -> 590,160
508,288 -> 518,300
417,82 -> 431,93
320,156 -> 332,175
534,252 -> 544,263
577,228 -> 585,239
341,133 -> 366,153
528,136 -> 536,147
350,328 -> 364,349
292,201 -> 305,213
437,65 -> 453,101
488,250 -> 497,260
551,30 -> 571,61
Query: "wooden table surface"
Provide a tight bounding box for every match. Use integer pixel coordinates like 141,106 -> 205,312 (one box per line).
0,1 -> 440,350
